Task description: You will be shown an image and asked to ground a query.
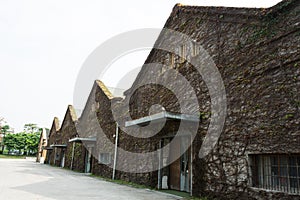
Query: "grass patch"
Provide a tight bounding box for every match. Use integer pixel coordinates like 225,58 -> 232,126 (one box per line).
159,190 -> 190,198
90,174 -> 208,200
159,190 -> 208,200
90,174 -> 152,189
0,154 -> 26,159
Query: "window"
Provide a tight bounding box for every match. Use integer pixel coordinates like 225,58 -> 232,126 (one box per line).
179,44 -> 186,63
192,41 -> 199,56
99,153 -> 111,164
250,154 -> 300,194
170,53 -> 175,68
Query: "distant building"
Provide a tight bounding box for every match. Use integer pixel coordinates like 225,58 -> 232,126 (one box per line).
36,128 -> 49,163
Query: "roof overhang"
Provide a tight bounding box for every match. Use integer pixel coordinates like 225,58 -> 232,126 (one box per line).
68,137 -> 96,143
50,144 -> 67,148
125,111 -> 199,127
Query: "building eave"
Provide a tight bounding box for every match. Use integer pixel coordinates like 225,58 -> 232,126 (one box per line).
125,111 -> 199,127
50,144 -> 67,148
68,137 -> 97,143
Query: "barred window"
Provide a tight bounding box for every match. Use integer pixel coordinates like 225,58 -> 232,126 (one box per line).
250,154 -> 300,194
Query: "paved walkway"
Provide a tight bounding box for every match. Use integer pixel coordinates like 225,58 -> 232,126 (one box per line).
0,158 -> 181,200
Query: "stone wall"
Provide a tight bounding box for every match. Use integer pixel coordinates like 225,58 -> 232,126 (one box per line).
44,1 -> 299,199
46,117 -> 60,166
59,105 -> 86,172
118,0 -> 299,199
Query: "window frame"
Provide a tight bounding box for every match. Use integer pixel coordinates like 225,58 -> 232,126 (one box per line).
249,154 -> 300,194
98,152 -> 111,165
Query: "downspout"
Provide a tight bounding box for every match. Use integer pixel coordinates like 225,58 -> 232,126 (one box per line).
112,122 -> 119,180
53,146 -> 56,165
70,142 -> 75,170
158,139 -> 163,189
190,135 -> 193,196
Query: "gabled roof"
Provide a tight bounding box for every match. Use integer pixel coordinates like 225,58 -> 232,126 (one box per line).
95,80 -> 113,100
41,128 -> 48,139
48,117 -> 60,138
79,80 -> 113,121
124,0 -> 299,96
60,105 -> 78,130
53,117 -> 60,131
170,0 -> 297,16
68,105 -> 78,122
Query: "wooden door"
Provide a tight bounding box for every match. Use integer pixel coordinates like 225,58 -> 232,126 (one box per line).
169,137 -> 181,190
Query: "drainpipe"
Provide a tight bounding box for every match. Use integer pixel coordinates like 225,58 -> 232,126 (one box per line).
112,122 -> 119,180
158,139 -> 163,189
53,146 -> 56,165
70,142 -> 75,170
190,135 -> 193,196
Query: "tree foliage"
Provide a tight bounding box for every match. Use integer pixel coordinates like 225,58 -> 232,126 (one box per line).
4,131 -> 40,155
0,121 -> 10,154
23,123 -> 38,133
1,125 -> 10,135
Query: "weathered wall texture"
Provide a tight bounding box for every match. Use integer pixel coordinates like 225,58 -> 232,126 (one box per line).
36,128 -> 48,163
45,106 -> 86,171
44,0 -> 299,199
77,80 -> 114,174
90,0 -> 300,199
116,0 -> 299,199
46,117 -> 61,166
60,105 -> 86,172
90,81 -> 118,179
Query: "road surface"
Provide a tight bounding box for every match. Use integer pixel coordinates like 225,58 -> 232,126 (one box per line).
0,158 -> 181,200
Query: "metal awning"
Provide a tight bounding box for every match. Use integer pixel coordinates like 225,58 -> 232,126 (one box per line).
68,137 -> 96,143
125,111 -> 199,127
50,144 -> 67,148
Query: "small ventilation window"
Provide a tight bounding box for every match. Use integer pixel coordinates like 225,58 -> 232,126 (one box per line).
179,44 -> 186,63
99,153 -> 111,164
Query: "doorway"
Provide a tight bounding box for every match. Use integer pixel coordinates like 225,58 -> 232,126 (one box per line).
60,150 -> 65,168
169,136 -> 190,192
85,146 -> 93,173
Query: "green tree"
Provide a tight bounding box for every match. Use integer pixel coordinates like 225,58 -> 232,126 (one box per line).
4,132 -> 40,155
15,133 -> 26,154
3,133 -> 15,153
24,123 -> 38,133
26,133 -> 40,155
1,125 -> 10,154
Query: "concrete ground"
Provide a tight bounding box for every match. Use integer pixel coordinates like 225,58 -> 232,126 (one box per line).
0,158 -> 182,200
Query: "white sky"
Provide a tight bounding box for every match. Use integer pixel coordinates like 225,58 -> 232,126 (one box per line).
0,0 -> 281,132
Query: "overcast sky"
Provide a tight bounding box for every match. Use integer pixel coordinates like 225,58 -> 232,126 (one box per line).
0,0 -> 281,132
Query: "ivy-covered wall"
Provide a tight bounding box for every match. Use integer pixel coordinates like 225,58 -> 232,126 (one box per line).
59,106 -> 86,172
92,0 -> 299,199
45,117 -> 60,166
45,1 -> 299,199
122,1 -> 299,199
